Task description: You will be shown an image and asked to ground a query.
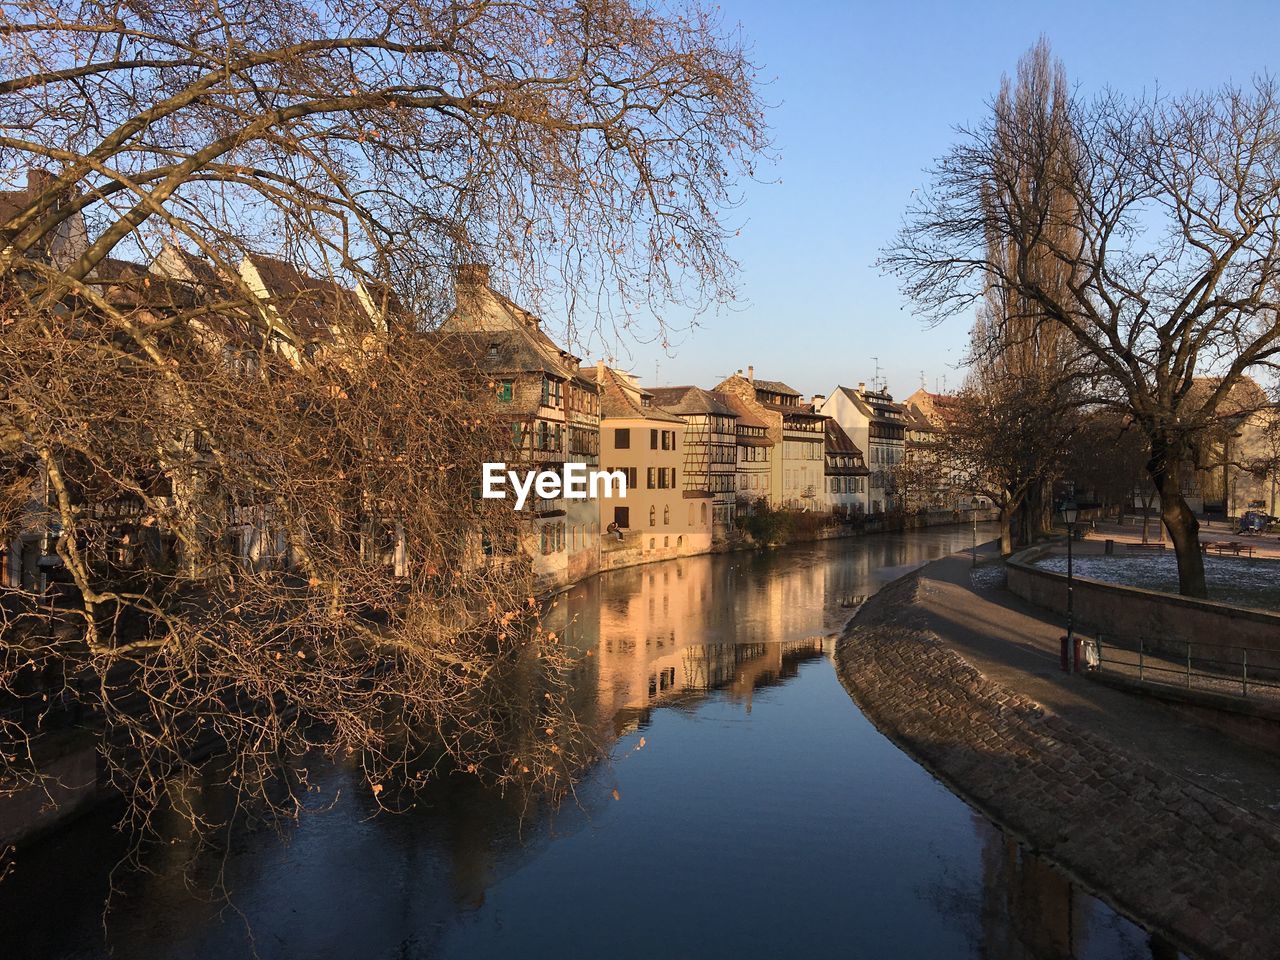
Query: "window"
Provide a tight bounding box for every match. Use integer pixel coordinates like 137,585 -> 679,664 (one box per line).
664,536 -> 669,547
647,467 -> 657,489
663,506 -> 670,525
614,506 -> 630,528
649,505 -> 657,526
615,428 -> 631,449
650,428 -> 658,450
700,503 -> 708,525
662,430 -> 675,450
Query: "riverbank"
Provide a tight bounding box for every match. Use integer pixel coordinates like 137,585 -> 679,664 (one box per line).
569,506 -> 997,589
835,548 -> 1280,960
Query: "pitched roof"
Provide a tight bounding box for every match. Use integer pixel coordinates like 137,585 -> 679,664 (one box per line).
647,385 -> 738,417
432,329 -> 569,377
443,274 -> 591,385
751,378 -> 801,397
1185,375 -> 1272,420
715,390 -> 770,430
592,365 -> 684,423
244,253 -> 370,339
825,420 -> 870,474
834,384 -> 906,422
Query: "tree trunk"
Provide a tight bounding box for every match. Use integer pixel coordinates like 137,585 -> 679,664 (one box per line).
999,506 -> 1014,556
1149,441 -> 1206,597
1015,498 -> 1032,548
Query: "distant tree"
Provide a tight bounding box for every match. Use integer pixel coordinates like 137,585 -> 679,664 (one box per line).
1065,412 -> 1156,539
942,350 -> 1079,556
973,40 -> 1084,543
885,51 -> 1280,597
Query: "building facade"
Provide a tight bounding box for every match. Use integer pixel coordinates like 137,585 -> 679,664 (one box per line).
820,383 -> 908,514
823,419 -> 870,517
440,264 -> 602,591
593,363 -> 712,564
715,368 -> 826,511
646,386 -> 738,539
716,390 -> 775,514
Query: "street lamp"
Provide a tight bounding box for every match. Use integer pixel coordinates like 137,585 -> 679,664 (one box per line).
970,497 -> 980,567
1061,499 -> 1079,645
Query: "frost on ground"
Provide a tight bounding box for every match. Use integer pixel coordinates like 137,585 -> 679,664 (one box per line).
969,563 -> 1008,591
1034,553 -> 1280,611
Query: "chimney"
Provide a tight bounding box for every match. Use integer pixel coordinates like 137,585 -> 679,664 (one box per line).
596,359 -> 606,383
747,365 -> 754,383
453,262 -> 490,315
857,381 -> 866,394
811,394 -> 826,408
455,262 -> 490,288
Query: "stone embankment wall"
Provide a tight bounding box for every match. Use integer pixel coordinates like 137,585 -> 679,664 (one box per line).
1006,548 -> 1280,670
837,572 -> 1280,960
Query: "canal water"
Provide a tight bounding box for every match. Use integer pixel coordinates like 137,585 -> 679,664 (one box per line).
2,526 -> 1168,959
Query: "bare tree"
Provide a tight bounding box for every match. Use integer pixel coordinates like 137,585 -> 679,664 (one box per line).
884,55 -> 1280,597
974,40 -> 1083,543
0,0 -> 765,861
1065,412 -> 1157,538
943,332 -> 1080,556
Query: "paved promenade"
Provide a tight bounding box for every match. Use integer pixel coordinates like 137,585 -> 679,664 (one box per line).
836,548 -> 1280,960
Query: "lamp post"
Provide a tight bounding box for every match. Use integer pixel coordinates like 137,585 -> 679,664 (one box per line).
971,497 -> 980,568
1061,499 -> 1079,643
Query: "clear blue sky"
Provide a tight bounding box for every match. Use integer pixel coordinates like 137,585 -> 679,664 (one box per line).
605,0 -> 1280,399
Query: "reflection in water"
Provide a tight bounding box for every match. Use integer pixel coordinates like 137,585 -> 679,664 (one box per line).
1,526 -> 1180,960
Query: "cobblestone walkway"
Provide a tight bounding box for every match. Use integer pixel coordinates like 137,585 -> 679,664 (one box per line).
838,570 -> 1280,960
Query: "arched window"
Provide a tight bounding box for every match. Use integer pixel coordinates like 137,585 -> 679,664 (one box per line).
649,505 -> 656,527
677,536 -> 683,548
663,506 -> 670,526
700,502 -> 708,525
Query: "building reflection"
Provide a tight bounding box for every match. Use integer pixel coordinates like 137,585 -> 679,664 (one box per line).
546,550 -> 830,744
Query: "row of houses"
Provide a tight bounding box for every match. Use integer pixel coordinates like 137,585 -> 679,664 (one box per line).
0,168 -> 963,597
440,267 -> 980,590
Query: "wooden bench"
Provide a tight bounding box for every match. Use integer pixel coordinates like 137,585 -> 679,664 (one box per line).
1124,542 -> 1167,551
1205,541 -> 1254,557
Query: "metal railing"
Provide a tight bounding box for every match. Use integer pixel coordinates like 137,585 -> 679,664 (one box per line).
1093,634 -> 1280,701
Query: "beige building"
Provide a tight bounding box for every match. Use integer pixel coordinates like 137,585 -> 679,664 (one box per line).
593,363 -> 712,565
715,368 -> 826,511
716,390 -> 775,513
647,385 -> 738,539
1186,376 -> 1280,517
